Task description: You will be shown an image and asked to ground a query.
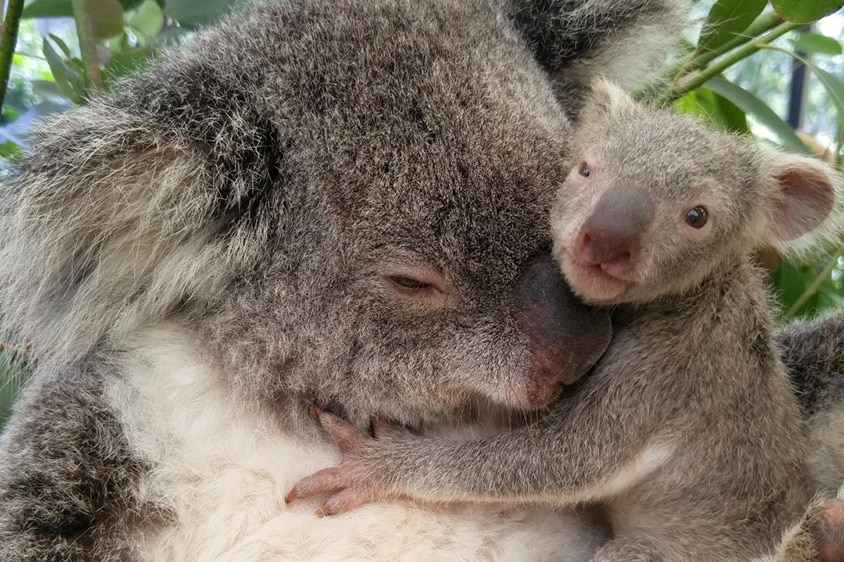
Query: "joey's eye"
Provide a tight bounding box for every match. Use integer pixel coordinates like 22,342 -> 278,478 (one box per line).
388,275 -> 431,290
684,206 -> 708,229
578,162 -> 591,177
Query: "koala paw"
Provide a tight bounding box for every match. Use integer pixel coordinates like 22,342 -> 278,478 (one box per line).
286,409 -> 407,516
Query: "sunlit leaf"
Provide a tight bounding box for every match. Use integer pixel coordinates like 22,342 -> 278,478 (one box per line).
696,0 -> 766,55
674,87 -> 749,133
0,140 -> 22,159
770,0 -> 843,24
792,33 -> 843,56
703,76 -> 808,154
126,0 -> 163,41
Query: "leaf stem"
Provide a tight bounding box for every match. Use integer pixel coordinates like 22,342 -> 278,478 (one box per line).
689,13 -> 783,76
0,0 -> 25,119
656,19 -> 802,105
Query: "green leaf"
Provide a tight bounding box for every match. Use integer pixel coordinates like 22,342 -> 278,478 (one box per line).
792,33 -> 843,56
0,140 -> 22,159
674,87 -> 749,134
48,33 -> 73,58
126,0 -> 163,41
804,63 -> 844,129
703,76 -> 809,154
42,37 -> 87,104
102,47 -> 151,88
22,0 -> 142,18
772,261 -> 819,319
164,0 -> 244,28
696,0 -> 767,55
770,0 -> 843,24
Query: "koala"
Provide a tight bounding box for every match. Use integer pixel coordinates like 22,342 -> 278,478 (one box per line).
287,80 -> 843,561
0,0 -> 692,560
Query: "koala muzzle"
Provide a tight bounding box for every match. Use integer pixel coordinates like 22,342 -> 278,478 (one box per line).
575,186 -> 654,272
515,256 -> 612,391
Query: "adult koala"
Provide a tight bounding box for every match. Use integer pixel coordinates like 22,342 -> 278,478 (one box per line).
0,0 -> 710,559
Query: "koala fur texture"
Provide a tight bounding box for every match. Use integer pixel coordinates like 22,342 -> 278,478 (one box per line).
287,81 -> 844,561
0,1 -> 695,560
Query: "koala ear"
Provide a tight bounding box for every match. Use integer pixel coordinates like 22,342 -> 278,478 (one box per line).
758,152 -> 838,242
580,78 -> 642,122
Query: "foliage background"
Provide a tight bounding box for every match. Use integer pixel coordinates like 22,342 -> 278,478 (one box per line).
0,0 -> 843,428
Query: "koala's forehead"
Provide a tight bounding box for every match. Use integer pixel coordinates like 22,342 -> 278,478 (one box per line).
256,0 -> 571,269
591,113 -> 752,197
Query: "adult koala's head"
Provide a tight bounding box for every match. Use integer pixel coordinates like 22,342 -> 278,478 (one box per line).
0,0 -> 684,427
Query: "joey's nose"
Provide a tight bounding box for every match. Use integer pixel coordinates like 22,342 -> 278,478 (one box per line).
515,256 -> 611,388
576,187 -> 653,269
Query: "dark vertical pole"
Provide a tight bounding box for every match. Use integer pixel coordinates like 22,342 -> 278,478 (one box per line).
787,26 -> 811,130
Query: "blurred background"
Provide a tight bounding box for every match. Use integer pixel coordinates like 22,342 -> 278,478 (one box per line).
0,0 -> 843,428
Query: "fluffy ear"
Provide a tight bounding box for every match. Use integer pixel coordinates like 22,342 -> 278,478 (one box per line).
0,92 -> 280,363
754,151 -> 844,264
758,152 -> 838,242
580,78 -> 643,123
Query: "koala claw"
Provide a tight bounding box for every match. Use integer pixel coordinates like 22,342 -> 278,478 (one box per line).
287,410 -> 395,515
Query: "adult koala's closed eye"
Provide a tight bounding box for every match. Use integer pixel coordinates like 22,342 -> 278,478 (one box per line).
0,0 -> 687,560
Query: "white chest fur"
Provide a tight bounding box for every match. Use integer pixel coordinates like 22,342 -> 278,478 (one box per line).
104,326 -> 603,561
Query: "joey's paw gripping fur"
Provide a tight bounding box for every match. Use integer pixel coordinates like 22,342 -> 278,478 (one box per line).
286,410 -> 409,516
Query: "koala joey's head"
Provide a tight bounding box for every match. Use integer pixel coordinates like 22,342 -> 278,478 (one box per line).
551,79 -> 839,305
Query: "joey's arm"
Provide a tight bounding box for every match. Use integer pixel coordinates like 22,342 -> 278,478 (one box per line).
289,391 -> 666,514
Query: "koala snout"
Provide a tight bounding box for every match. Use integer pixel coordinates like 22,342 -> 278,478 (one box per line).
574,186 -> 654,273
514,256 -> 612,402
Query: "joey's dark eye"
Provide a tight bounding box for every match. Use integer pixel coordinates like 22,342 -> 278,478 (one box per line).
684,206 -> 708,228
388,275 -> 431,290
578,162 -> 590,177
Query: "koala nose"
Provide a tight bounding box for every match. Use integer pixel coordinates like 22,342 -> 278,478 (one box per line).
575,187 -> 653,271
515,255 -> 611,389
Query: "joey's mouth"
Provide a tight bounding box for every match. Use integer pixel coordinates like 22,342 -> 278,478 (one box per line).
560,252 -> 634,302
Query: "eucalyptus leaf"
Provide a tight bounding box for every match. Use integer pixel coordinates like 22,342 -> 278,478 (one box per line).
22,0 -> 142,18
163,0 -> 244,28
790,53 -> 844,130
674,87 -> 749,133
791,33 -> 843,56
770,0 -> 843,24
703,76 -> 808,154
696,0 -> 766,55
42,37 -> 87,104
126,0 -> 164,40
48,33 -> 73,58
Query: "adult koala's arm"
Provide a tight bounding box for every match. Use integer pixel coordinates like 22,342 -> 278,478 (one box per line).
0,1 -> 687,559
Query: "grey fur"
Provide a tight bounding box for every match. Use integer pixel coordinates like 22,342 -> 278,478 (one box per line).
289,82 -> 843,560
0,0 -> 688,558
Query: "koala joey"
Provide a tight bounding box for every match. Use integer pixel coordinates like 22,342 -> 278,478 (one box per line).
288,80 -> 843,561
